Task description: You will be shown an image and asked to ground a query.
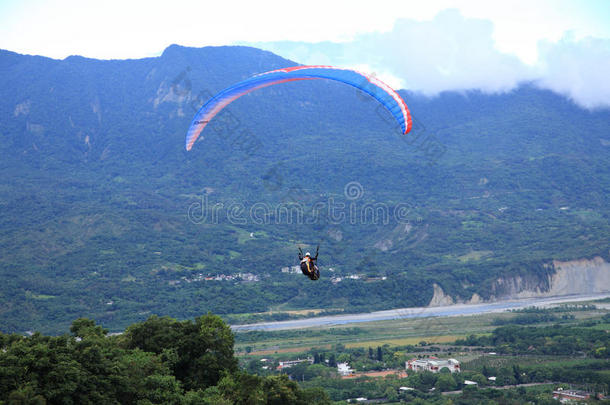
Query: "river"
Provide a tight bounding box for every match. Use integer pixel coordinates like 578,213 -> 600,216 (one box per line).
231,293 -> 610,332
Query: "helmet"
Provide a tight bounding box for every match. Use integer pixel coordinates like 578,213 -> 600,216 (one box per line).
305,252 -> 311,257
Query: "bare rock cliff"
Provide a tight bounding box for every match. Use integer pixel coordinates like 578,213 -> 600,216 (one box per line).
428,256 -> 610,306
547,256 -> 610,295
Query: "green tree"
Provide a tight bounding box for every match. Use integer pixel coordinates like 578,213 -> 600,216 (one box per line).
304,364 -> 334,380
124,314 -> 238,390
216,372 -> 265,404
435,373 -> 457,392
496,367 -> 516,386
263,375 -> 301,405
470,373 -> 488,386
328,353 -> 337,367
113,349 -> 182,404
187,386 -> 233,405
384,385 -> 399,402
70,318 -> 108,338
300,387 -> 331,405
6,385 -> 46,405
481,365 -> 488,377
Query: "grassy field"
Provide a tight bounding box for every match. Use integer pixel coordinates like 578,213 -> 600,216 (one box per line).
343,334 -> 467,348
234,306 -> 607,356
234,312 -> 499,355
265,308 -> 328,316
249,345 -> 332,356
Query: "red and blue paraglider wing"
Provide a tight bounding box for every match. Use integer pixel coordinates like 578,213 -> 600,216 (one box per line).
185,65 -> 412,151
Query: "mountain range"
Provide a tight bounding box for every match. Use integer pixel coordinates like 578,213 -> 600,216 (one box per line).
1,44 -> 609,334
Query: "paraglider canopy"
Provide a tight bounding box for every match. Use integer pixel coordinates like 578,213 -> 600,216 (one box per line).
185,65 -> 412,151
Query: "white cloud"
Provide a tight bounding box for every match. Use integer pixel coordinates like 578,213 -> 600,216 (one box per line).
3,0 -> 609,62
252,10 -> 610,109
535,35 -> 610,109
1,1 -> 609,108
253,10 -> 538,94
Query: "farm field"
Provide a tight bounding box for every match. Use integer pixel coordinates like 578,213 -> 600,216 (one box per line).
234,303 -> 607,356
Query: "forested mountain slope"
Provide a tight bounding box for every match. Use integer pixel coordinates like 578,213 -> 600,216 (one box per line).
1,45 -> 608,334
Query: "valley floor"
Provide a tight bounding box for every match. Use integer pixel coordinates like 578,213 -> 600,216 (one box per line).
232,292 -> 610,332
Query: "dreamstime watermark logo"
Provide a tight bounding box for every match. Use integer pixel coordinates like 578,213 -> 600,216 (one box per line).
187,181 -> 413,226
344,181 -> 364,200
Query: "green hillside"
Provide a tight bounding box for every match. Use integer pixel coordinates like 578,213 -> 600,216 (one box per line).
0,45 -> 609,334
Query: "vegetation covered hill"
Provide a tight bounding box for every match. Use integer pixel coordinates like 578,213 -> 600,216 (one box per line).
0,315 -> 330,404
1,311 -> 608,404
0,45 -> 609,334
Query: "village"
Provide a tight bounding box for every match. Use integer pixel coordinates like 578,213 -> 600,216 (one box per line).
270,356 -> 460,381
168,272 -> 260,285
250,353 -> 607,402
281,265 -> 387,284
166,266 -> 387,286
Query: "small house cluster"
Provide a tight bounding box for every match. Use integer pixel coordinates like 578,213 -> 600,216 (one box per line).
171,272 -> 259,285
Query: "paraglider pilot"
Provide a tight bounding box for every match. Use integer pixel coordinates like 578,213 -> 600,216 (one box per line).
298,246 -> 320,280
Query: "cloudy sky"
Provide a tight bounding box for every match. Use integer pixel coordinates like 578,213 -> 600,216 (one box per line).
1,0 -> 609,108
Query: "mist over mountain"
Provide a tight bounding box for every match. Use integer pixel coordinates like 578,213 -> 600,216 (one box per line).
1,44 -> 609,334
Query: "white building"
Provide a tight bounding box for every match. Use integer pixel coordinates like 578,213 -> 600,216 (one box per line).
277,357 -> 313,370
406,358 -> 460,373
337,362 -> 354,376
